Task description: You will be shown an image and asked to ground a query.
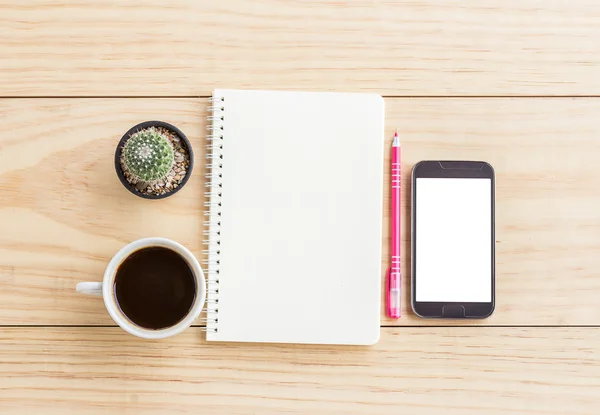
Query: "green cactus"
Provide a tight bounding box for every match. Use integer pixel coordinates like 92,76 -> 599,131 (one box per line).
122,127 -> 175,182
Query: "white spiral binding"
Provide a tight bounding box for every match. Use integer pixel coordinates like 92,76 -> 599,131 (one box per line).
204,95 -> 225,334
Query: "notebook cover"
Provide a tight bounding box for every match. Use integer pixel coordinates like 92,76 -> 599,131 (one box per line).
206,89 -> 384,345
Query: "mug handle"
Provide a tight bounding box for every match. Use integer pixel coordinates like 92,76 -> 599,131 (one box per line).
76,282 -> 103,297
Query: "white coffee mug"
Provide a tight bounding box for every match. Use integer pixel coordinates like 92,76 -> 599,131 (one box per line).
76,237 -> 206,339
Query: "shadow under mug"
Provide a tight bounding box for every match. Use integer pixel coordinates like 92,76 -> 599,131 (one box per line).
76,237 -> 206,339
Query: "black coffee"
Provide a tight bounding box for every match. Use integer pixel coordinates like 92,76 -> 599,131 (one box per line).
114,247 -> 196,330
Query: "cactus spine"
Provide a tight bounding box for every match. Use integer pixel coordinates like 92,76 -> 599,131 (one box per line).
122,127 -> 174,182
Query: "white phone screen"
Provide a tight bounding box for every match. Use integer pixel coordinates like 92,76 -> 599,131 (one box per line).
415,178 -> 492,302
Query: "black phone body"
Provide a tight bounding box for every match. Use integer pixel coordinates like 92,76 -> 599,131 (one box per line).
411,161 -> 495,319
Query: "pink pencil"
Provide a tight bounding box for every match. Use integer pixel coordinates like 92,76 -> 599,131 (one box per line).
387,130 -> 401,318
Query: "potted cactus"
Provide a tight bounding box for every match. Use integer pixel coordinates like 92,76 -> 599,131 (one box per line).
115,121 -> 194,199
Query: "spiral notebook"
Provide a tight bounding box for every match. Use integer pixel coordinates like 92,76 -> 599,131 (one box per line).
204,89 -> 384,345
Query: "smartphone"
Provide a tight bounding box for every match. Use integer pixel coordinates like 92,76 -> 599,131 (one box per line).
411,161 -> 495,318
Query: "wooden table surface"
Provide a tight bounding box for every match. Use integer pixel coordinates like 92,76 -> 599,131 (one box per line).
1,1 -> 599,414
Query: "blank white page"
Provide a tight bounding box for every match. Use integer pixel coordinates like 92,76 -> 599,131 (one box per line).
207,89 -> 384,345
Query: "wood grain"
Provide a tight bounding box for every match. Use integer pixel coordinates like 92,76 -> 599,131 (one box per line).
384,97 -> 600,325
0,327 -> 598,414
1,2 -> 598,412
2,1 -> 600,97
0,99 -> 206,325
0,98 -> 599,326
